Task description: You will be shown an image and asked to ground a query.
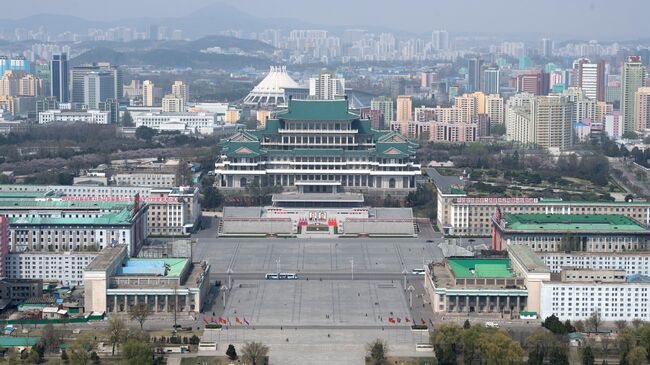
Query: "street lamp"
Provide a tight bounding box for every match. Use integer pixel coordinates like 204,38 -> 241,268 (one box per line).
226,268 -> 233,290
407,285 -> 415,309
221,285 -> 229,308
350,258 -> 354,281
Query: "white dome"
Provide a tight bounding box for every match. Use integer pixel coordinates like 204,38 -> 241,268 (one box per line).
243,66 -> 300,106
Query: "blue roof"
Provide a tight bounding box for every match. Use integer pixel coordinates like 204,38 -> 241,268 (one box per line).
117,260 -> 166,276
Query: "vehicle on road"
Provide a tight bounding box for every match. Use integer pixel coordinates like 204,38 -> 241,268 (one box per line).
411,268 -> 426,275
426,240 -> 434,243
265,273 -> 298,280
485,321 -> 499,328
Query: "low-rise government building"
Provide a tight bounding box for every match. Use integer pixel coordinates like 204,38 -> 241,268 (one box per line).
492,213 -> 649,252
84,245 -> 210,315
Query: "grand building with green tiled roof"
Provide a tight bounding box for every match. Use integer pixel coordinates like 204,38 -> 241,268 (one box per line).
215,98 -> 421,192
493,213 -> 650,252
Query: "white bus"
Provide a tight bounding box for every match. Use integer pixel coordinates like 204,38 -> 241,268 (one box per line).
265,273 -> 298,280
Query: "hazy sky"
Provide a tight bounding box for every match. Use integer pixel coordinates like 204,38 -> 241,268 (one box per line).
3,0 -> 648,39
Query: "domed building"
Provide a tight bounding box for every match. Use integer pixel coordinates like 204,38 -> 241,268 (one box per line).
243,66 -> 300,107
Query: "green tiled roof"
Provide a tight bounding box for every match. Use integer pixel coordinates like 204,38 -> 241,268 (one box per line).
125,258 -> 188,277
0,337 -> 40,347
0,200 -> 133,211
447,258 -> 514,278
276,99 -> 359,121
10,208 -> 134,226
503,214 -> 647,232
0,191 -> 62,199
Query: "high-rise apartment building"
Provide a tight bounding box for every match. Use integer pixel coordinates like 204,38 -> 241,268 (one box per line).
467,57 -> 483,92
432,30 -> 449,51
50,53 -> 68,103
541,38 -> 553,57
455,94 -> 478,124
0,70 -> 23,96
621,56 -> 646,133
506,94 -> 573,151
634,87 -> 650,132
370,96 -> 393,129
162,94 -> 185,113
309,70 -> 345,100
0,56 -> 30,77
71,63 -> 122,104
171,81 -> 189,102
485,94 -> 505,124
18,74 -> 43,97
573,58 -> 605,101
482,67 -> 500,95
396,95 -> 412,121
83,72 -> 115,109
142,80 -> 155,107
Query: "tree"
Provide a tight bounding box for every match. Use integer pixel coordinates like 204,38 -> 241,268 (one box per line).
463,319 -> 471,329
107,316 -> 127,355
68,333 -> 96,365
90,351 -> 100,365
549,346 -> 570,365
431,323 -> 463,365
622,131 -> 639,139
581,346 -> 595,365
366,339 -> 388,365
122,340 -> 153,365
61,349 -> 69,364
129,303 -> 153,330
626,346 -> 648,365
525,329 -> 561,365
490,123 -> 506,136
135,126 -> 156,141
29,347 -> 42,364
226,344 -> 238,360
476,330 -> 523,365
122,110 -> 134,127
41,323 -> 62,353
241,341 -> 269,365
631,319 -> 644,329
543,315 -> 569,335
586,310 -> 602,334
615,320 -> 628,331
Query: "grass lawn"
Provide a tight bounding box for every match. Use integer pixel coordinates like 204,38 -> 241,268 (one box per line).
367,357 -> 437,365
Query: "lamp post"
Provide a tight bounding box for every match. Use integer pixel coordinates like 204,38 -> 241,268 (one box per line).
350,258 -> 354,281
407,285 -> 415,309
402,268 -> 408,290
221,285 -> 229,308
227,268 -> 233,290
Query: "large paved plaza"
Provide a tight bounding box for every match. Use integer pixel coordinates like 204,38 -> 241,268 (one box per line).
189,219 -> 481,364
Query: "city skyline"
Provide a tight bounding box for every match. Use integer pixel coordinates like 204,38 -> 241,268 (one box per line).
2,0 -> 650,40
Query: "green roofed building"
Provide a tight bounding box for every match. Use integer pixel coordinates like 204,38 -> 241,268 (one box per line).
214,98 -> 421,192
493,213 -> 650,252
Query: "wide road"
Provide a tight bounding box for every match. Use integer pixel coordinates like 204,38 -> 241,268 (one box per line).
210,272 -> 423,281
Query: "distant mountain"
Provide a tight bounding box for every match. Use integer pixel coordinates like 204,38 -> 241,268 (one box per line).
71,47 -> 270,70
0,2 -> 317,39
0,14 -> 108,34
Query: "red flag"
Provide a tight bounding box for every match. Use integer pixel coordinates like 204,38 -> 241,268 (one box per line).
219,317 -> 227,324
405,317 -> 410,323
388,317 -> 395,324
396,317 -> 401,323
420,318 -> 426,325
235,317 -> 242,324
